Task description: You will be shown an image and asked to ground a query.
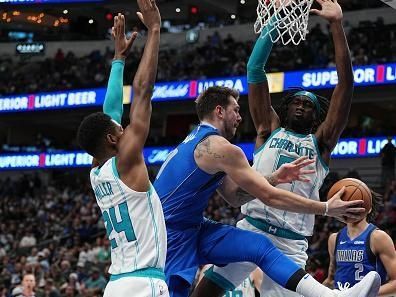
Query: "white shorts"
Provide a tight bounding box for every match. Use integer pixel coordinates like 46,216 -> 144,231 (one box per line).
103,277 -> 169,297
212,218 -> 308,297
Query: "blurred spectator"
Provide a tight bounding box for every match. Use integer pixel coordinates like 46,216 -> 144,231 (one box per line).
11,273 -> 38,297
381,136 -> 396,187
80,268 -> 106,296
42,279 -> 60,297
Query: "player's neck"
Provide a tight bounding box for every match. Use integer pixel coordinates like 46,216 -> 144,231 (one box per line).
347,219 -> 369,239
285,126 -> 312,135
200,120 -> 225,137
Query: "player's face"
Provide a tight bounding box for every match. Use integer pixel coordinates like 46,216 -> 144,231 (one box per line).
286,96 -> 316,132
223,97 -> 242,140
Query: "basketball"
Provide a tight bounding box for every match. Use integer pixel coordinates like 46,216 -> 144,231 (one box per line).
327,178 -> 372,214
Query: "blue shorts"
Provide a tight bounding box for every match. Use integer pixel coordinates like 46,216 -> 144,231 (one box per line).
165,219 -> 300,297
165,219 -> 232,287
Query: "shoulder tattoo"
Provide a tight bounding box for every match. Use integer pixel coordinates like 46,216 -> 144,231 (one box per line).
195,138 -> 224,159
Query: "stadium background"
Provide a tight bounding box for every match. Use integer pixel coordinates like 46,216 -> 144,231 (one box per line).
0,0 -> 395,296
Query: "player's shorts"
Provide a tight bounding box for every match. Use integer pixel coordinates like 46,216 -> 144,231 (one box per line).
104,269 -> 169,297
209,217 -> 308,297
165,219 -> 236,292
165,218 -> 301,297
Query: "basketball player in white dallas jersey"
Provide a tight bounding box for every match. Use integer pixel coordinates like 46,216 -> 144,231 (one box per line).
77,1 -> 168,296
195,0 -> 355,296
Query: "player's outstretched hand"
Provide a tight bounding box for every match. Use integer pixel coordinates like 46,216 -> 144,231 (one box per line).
326,187 -> 365,220
112,13 -> 138,60
311,0 -> 343,23
137,0 -> 161,31
273,156 -> 315,184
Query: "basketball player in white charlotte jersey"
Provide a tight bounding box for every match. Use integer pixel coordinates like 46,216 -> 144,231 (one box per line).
195,0 -> 356,296
77,1 -> 168,296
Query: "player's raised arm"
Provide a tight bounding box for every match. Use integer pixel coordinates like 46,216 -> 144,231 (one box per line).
195,135 -> 364,218
103,14 -> 137,125
247,21 -> 280,149
313,0 -> 354,163
117,0 -> 161,172
91,15 -> 138,168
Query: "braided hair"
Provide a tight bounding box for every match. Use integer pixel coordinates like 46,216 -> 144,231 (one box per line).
277,88 -> 330,133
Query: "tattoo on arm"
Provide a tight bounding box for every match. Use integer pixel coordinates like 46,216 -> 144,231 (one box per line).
265,175 -> 277,186
195,138 -> 224,159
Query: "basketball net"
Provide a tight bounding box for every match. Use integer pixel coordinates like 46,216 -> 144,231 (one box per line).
255,0 -> 315,45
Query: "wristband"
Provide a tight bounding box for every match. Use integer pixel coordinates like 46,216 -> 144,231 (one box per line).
324,202 -> 329,216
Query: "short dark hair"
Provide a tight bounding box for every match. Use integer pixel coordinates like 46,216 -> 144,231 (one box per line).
77,112 -> 115,157
195,86 -> 239,121
277,88 -> 330,133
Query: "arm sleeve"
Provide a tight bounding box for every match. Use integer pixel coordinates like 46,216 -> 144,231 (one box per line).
103,59 -> 125,124
247,21 -> 278,84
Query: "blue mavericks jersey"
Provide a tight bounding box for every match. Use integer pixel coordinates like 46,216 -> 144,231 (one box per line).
334,224 -> 387,289
154,124 -> 225,228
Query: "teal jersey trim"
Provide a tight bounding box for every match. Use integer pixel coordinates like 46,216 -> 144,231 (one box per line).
311,135 -> 329,171
245,216 -> 306,240
112,157 -> 121,179
254,127 -> 282,155
149,277 -> 155,297
204,266 -> 236,291
147,184 -> 160,268
109,268 -> 165,282
93,167 -> 100,176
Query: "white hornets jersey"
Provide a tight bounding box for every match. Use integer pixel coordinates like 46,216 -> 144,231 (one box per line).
224,277 -> 256,297
90,157 -> 167,275
242,128 -> 329,236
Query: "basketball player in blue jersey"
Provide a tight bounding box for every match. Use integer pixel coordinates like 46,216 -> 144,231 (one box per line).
154,84 -> 380,297
323,190 -> 396,296
195,1 -> 362,296
77,1 -> 168,296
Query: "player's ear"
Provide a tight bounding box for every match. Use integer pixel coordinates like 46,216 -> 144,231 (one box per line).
106,133 -> 118,145
215,105 -> 224,118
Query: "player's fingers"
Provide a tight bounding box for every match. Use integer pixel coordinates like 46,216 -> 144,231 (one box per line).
345,207 -> 365,214
137,12 -> 144,24
300,169 -> 315,175
126,32 -> 138,49
120,14 -> 125,35
296,159 -> 315,169
343,213 -> 363,220
315,0 -> 325,5
310,9 -> 322,15
342,199 -> 364,207
115,15 -> 120,36
336,216 -> 347,224
291,156 -> 308,165
333,186 -> 345,198
298,177 -> 310,182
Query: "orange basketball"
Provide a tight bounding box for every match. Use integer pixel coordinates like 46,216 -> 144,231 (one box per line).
327,178 -> 372,214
